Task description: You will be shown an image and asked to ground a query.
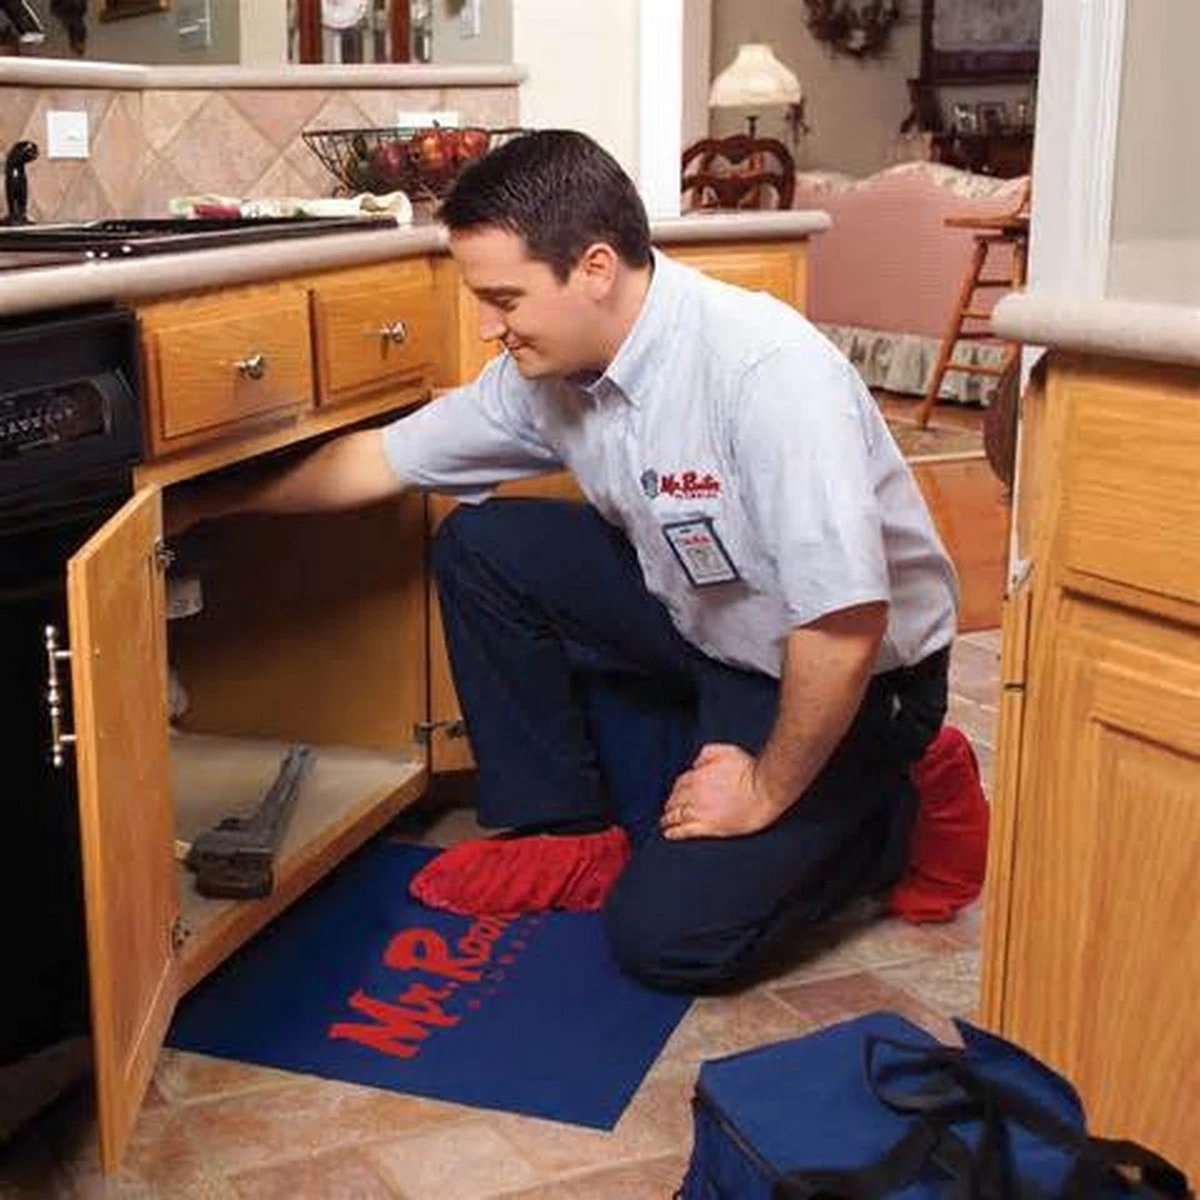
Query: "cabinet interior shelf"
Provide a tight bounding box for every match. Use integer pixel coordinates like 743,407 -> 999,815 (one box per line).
171,731 -> 426,990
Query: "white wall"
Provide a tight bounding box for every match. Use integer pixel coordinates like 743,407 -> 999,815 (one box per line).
239,0 -> 288,68
1110,0 -> 1200,245
511,0 -> 639,178
681,0 -> 712,148
431,0 -> 514,65
1022,0 -> 1124,299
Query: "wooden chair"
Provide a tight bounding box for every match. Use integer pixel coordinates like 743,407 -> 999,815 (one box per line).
681,134 -> 796,212
914,180 -> 1032,428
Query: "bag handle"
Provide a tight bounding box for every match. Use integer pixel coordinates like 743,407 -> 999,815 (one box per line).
863,1033 -> 1192,1200
1066,1137 -> 1193,1200
774,1116 -> 985,1200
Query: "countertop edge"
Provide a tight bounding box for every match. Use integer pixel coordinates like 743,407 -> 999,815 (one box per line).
993,292 -> 1200,370
0,212 -> 831,318
0,226 -> 447,315
0,59 -> 526,90
653,210 -> 831,243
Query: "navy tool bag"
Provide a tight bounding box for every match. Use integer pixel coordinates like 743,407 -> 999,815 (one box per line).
679,1011 -> 1192,1199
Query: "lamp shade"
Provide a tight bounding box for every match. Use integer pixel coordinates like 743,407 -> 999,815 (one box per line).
708,43 -> 802,109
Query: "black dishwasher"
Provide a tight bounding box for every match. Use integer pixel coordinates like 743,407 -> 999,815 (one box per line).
0,304 -> 143,1139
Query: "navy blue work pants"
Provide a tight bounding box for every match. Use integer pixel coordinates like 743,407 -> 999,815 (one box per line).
431,498 -> 946,993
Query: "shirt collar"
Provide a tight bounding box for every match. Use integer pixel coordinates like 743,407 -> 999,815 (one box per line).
593,248 -> 680,407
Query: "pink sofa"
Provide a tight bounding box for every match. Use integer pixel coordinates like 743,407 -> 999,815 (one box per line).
793,162 -> 1029,403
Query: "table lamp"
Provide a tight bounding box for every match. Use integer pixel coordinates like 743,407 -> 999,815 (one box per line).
709,42 -> 803,141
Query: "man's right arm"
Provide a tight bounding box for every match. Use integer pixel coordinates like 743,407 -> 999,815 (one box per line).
166,428 -> 406,535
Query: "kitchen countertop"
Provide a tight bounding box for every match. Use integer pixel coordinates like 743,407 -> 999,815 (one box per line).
0,210 -> 831,319
992,290 -> 1200,371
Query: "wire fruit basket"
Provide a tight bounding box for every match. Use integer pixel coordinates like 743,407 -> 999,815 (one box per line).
301,125 -> 525,202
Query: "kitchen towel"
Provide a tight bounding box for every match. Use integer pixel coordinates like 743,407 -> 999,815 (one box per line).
167,838 -> 691,1129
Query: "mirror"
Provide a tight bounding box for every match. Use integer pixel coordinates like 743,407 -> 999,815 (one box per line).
4,0 -> 512,66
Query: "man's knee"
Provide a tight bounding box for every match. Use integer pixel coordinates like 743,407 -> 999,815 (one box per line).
603,867 -> 745,994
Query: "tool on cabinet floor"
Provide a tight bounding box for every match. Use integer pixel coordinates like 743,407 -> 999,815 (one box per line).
182,744 -> 314,900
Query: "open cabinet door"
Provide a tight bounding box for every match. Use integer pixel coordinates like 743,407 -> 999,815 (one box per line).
66,486 -> 179,1173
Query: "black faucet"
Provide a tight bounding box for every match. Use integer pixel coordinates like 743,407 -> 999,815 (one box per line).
3,141 -> 39,225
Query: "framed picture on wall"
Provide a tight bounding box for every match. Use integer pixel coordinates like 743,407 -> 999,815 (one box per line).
100,0 -> 170,21
920,0 -> 1041,80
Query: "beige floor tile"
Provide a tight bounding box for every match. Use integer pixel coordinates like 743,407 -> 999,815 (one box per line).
490,1093 -> 677,1177
654,991 -> 813,1071
946,693 -> 1000,751
938,899 -> 986,951
152,1049 -> 302,1104
556,1154 -> 691,1199
228,1147 -> 398,1198
949,639 -> 1003,707
768,915 -> 961,987
771,969 -> 958,1044
959,628 -> 1002,653
367,1118 -> 543,1200
877,950 -> 982,1019
181,1077 -> 468,1177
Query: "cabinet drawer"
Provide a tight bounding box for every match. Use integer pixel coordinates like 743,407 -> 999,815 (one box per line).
311,259 -> 437,405
143,285 -> 313,456
1059,363 -> 1200,608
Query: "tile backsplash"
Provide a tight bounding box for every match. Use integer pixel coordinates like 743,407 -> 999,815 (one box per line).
0,84 -> 518,222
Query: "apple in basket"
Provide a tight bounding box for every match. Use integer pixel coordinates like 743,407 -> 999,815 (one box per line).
411,129 -> 445,171
457,128 -> 491,164
369,137 -> 409,188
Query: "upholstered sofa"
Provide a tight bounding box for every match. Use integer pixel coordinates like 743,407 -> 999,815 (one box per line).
793,162 -> 1029,404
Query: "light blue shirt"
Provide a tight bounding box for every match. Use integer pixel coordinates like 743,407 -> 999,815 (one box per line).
382,250 -> 957,677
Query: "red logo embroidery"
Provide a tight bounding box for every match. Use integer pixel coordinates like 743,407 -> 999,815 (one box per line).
659,469 -> 721,500
327,913 -> 522,1060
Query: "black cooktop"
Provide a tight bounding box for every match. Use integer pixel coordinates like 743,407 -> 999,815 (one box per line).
0,215 -> 399,259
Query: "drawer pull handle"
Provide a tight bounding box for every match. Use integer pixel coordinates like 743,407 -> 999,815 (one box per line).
44,624 -> 75,769
235,352 -> 268,380
376,320 -> 409,346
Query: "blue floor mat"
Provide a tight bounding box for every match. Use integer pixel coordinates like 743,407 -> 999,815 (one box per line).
168,838 -> 691,1129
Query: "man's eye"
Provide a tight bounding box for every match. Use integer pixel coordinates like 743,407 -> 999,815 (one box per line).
495,299 -> 518,313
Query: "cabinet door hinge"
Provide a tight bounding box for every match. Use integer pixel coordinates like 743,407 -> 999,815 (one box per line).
413,719 -> 466,745
170,917 -> 192,953
154,539 -> 175,571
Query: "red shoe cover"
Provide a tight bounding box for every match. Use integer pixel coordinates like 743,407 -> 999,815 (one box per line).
887,725 -> 990,924
409,827 -> 632,916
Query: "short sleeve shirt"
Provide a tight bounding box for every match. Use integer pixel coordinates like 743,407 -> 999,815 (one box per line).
382,250 -> 958,678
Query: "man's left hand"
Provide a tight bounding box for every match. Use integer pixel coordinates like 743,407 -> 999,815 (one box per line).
660,743 -> 783,840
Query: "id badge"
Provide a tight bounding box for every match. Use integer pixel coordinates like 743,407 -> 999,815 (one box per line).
662,517 -> 740,587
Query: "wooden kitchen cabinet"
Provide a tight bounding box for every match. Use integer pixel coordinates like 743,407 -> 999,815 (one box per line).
138,281 -> 315,460
665,240 -> 808,309
67,480 -> 430,1171
980,354 -> 1200,1177
310,259 -> 439,407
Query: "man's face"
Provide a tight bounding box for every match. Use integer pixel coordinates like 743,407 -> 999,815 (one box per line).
449,226 -> 605,379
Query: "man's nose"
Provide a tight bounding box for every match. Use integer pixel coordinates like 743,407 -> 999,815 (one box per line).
477,304 -> 506,342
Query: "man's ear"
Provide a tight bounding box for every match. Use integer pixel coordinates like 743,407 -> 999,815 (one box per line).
575,242 -> 620,298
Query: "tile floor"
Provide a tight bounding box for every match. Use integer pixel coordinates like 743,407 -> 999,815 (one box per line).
0,630 -> 1000,1199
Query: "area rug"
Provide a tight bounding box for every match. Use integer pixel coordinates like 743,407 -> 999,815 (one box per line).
167,838 -> 691,1130
886,417 -> 983,461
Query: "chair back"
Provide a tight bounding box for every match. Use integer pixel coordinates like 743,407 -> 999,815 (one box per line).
681,135 -> 796,211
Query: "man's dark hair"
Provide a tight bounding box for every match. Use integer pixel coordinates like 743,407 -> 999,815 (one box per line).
439,129 -> 652,281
